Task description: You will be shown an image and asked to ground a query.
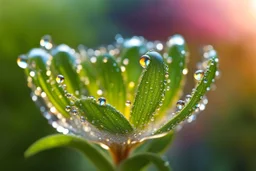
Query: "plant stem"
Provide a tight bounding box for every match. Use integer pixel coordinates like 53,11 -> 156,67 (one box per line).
110,144 -> 131,166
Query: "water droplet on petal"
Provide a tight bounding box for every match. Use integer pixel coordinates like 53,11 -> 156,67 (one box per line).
194,70 -> 204,81
71,109 -> 78,115
176,100 -> 185,110
140,55 -> 150,68
98,97 -> 106,106
17,55 -> 28,69
185,95 -> 192,102
125,100 -> 131,106
40,35 -> 53,50
56,75 -> 64,84
167,34 -> 185,47
182,68 -> 188,75
166,57 -> 172,64
123,58 -> 129,65
65,106 -> 71,112
97,89 -> 103,96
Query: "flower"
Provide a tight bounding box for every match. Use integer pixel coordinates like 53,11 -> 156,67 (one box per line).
17,34 -> 219,164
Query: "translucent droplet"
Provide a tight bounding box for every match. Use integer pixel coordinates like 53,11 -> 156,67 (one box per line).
182,68 -> 188,75
166,57 -> 172,64
40,35 -> 53,50
29,71 -> 35,77
185,95 -> 192,102
56,75 -> 64,84
167,34 -> 185,47
103,57 -> 108,63
176,100 -> 185,110
97,89 -> 103,96
128,81 -> 135,88
194,70 -> 204,81
71,109 -> 78,115
17,55 -> 28,69
123,58 -> 129,65
156,42 -> 163,51
125,100 -> 131,106
90,57 -> 97,63
140,55 -> 150,68
65,106 -> 71,112
66,93 -> 72,98
98,97 -> 106,106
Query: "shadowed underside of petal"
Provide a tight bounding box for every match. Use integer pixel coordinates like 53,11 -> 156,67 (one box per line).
130,51 -> 167,129
154,52 -> 219,134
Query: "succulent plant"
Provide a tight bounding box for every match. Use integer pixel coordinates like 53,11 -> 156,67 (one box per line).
17,34 -> 219,171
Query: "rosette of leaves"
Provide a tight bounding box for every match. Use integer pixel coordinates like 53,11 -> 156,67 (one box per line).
17,34 -> 219,171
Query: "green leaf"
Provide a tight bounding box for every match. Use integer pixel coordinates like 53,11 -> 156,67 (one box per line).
154,52 -> 219,134
26,48 -> 70,118
132,131 -> 174,154
118,152 -> 171,171
130,51 -> 167,129
159,35 -> 188,115
25,134 -> 115,171
75,97 -> 133,134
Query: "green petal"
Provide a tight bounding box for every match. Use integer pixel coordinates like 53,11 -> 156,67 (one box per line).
75,97 -> 133,134
78,53 -> 98,97
159,35 -> 188,116
118,152 -> 171,171
130,51 -> 167,129
26,48 -> 69,117
25,134 -> 115,171
94,54 -> 126,114
120,44 -> 146,97
51,44 -> 82,95
132,131 -> 174,154
154,52 -> 219,134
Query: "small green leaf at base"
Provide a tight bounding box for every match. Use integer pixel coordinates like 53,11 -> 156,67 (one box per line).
118,152 -> 171,171
25,134 -> 115,171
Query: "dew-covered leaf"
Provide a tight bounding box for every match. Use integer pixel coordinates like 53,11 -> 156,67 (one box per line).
130,51 -> 167,129
159,35 -> 188,116
75,97 -> 133,134
154,52 -> 218,134
26,49 -> 70,117
118,152 -> 171,171
25,134 -> 115,171
132,131 -> 174,154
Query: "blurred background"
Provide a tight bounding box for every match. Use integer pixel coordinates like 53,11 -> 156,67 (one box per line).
1,0 -> 256,170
